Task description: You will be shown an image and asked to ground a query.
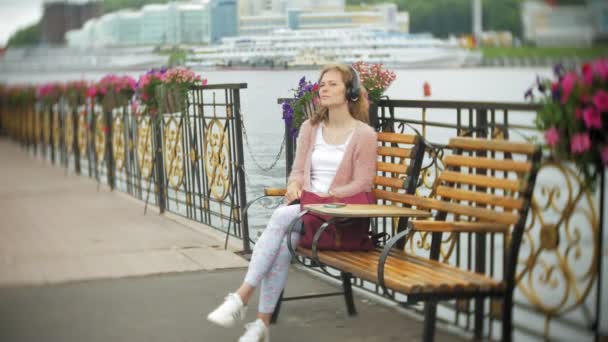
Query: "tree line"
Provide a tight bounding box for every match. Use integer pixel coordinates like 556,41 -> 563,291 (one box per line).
346,0 -> 587,38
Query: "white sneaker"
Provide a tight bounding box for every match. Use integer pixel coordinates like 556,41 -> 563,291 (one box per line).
206,293 -> 247,328
238,319 -> 269,342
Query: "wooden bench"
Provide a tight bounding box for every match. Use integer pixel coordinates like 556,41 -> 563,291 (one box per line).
255,134 -> 541,342
258,130 -> 428,312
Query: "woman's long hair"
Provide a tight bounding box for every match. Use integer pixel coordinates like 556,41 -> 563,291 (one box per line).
310,64 -> 370,126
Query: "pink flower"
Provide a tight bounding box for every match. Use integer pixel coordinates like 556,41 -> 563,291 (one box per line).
561,72 -> 578,104
85,86 -> 97,98
593,90 -> 608,112
602,146 -> 608,166
544,127 -> 560,147
582,63 -> 594,86
591,59 -> 608,81
570,133 -> 591,154
583,107 -> 602,129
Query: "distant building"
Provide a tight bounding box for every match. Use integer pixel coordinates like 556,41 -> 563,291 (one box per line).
240,3 -> 409,36
41,0 -> 102,44
239,0 -> 345,17
210,0 -> 239,43
66,1 -> 228,47
521,0 -> 606,47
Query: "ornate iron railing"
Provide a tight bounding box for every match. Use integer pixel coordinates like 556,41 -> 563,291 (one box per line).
276,97 -> 603,341
0,90 -> 602,340
1,84 -> 252,254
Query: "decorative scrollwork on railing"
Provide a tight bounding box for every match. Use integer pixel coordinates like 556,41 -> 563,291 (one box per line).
77,109 -> 87,157
52,108 -> 60,148
64,108 -> 74,154
163,116 -> 184,190
94,112 -> 105,162
43,109 -> 51,145
112,112 -> 125,171
34,110 -> 40,144
517,160 -> 599,319
203,118 -> 231,201
136,116 -> 153,180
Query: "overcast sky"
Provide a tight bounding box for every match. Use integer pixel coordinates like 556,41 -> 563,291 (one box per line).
0,0 -> 44,46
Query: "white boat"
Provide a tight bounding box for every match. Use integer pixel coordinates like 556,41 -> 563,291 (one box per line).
187,28 -> 482,68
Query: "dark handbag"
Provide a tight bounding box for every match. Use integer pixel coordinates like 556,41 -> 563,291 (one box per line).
298,190 -> 376,251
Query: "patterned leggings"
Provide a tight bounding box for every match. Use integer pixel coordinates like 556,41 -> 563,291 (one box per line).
244,204 -> 302,313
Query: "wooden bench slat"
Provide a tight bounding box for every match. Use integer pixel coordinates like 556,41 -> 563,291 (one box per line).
298,248 -> 503,295
322,251 -> 447,293
439,170 -> 525,192
443,155 -> 532,173
372,189 -> 519,224
411,220 -> 510,233
374,176 -> 406,189
449,137 -> 537,155
377,161 -> 408,174
436,186 -> 523,210
377,146 -> 412,158
378,132 -> 418,145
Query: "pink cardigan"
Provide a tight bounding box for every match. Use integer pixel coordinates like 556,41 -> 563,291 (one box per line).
287,119 -> 378,198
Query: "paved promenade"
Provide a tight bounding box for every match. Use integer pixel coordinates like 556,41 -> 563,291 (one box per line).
0,138 -> 465,342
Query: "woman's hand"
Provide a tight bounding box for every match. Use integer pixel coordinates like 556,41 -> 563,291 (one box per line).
285,181 -> 302,203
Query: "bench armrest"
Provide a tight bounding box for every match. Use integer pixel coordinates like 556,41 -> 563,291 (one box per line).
411,221 -> 509,233
264,187 -> 286,197
304,204 -> 431,219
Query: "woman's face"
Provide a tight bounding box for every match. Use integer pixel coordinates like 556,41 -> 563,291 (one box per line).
318,69 -> 347,108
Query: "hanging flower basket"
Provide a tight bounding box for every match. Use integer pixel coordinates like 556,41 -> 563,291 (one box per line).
101,91 -> 131,112
161,85 -> 185,114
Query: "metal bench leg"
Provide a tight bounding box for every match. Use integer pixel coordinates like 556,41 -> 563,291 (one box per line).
422,300 -> 437,342
341,272 -> 357,316
502,294 -> 513,342
270,290 -> 284,324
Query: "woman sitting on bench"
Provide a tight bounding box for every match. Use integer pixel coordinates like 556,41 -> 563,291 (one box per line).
206,64 -> 378,342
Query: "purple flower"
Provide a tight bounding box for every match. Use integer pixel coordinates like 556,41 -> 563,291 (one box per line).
290,127 -> 299,138
553,63 -> 565,78
299,76 -> 306,87
583,107 -> 602,129
593,90 -> 608,112
570,133 -> 591,154
524,88 -> 534,100
551,82 -> 561,102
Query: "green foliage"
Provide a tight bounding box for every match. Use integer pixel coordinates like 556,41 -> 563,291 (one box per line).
348,0 -> 525,38
482,46 -> 608,59
6,23 -> 41,47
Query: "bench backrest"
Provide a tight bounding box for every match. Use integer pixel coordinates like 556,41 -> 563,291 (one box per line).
440,137 -> 542,287
373,132 -> 426,197
371,136 -> 541,283
372,132 -> 426,233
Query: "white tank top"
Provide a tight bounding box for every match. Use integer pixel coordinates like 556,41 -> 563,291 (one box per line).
310,124 -> 354,194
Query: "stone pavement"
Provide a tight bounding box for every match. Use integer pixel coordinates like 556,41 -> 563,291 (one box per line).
0,138 -> 467,341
